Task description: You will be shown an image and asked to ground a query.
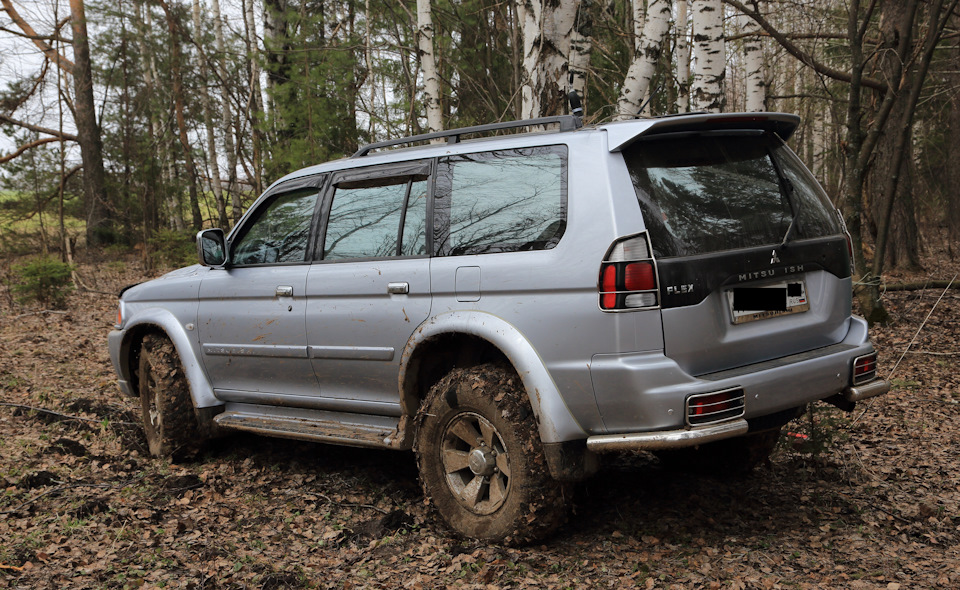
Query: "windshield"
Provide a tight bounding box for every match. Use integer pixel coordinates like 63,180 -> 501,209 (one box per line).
623,133 -> 841,258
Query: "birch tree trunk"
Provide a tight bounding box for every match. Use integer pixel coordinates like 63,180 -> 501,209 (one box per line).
192,0 -> 229,228
208,0 -> 240,224
690,0 -> 725,112
517,0 -> 580,119
417,0 -> 443,132
741,4 -> 764,111
245,0 -> 265,194
568,1 -> 592,106
676,0 -> 691,111
617,0 -> 671,119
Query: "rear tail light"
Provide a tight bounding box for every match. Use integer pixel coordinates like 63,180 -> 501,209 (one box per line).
852,352 -> 878,385
686,388 -> 745,426
599,233 -> 659,311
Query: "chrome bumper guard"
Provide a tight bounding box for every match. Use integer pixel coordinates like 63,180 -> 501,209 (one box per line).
842,378 -> 891,402
586,418 -> 749,453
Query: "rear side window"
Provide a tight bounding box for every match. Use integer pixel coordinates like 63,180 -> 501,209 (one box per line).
623,134 -> 840,258
436,146 -> 567,256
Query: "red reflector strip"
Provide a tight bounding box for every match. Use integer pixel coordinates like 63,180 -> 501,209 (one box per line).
600,265 -> 618,309
689,393 -> 733,415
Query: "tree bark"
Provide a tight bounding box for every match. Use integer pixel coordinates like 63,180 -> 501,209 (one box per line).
569,0 -> 592,108
192,0 -> 229,229
948,32 -> 960,259
68,0 -> 110,245
617,0 -> 671,119
158,0 -> 203,230
517,0 -> 580,118
210,0 -> 240,225
741,3 -> 765,112
690,0 -> 725,112
417,0 -> 443,132
676,0 -> 691,111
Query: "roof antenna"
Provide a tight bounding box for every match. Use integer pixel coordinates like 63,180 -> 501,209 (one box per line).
567,91 -> 584,127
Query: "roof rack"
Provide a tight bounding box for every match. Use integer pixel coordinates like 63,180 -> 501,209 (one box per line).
352,115 -> 582,157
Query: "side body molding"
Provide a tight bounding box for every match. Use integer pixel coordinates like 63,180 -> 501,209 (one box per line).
397,311 -> 587,447
110,308 -> 219,409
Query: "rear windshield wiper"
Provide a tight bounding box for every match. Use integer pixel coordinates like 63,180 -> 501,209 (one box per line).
780,177 -> 802,248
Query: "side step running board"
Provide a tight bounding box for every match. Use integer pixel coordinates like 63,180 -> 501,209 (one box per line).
214,405 -> 399,450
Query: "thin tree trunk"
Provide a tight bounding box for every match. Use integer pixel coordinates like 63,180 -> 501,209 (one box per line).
617,0 -> 671,119
192,0 -> 229,229
742,3 -> 764,111
210,0 -> 240,225
159,0 -> 203,230
676,0 -> 691,112
68,0 -> 110,245
948,32 -> 960,259
569,0 -> 592,108
690,0 -> 725,112
417,0 -> 443,132
245,0 -> 264,195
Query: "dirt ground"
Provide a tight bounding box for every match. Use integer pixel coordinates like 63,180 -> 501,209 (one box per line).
1,253 -> 958,590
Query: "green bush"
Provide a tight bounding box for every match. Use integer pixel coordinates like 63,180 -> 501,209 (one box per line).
149,229 -> 196,268
11,257 -> 75,309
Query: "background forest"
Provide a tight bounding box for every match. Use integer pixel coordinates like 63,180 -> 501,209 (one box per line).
1,0 -> 959,320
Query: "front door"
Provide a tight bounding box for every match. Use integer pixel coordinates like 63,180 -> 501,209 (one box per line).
198,178 -> 324,400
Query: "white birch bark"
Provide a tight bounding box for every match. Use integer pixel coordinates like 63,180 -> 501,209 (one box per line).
690,0 -> 725,112
676,0 -> 691,111
243,0 -> 264,194
192,0 -> 229,227
416,0 -> 443,132
617,0 -> 672,119
741,4 -> 765,111
568,2 -> 592,103
517,0 -> 579,119
632,0 -> 645,51
211,0 -> 240,224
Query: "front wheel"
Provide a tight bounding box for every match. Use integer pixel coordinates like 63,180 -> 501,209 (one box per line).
414,364 -> 569,545
138,333 -> 203,458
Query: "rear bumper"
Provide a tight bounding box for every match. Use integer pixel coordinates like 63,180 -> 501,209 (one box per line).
587,418 -> 749,452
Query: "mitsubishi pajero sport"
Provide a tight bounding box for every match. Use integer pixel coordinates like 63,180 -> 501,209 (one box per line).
109,112 -> 890,544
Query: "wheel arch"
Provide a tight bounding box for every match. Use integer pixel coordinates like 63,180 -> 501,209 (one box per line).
116,308 -> 219,409
396,312 -> 587,449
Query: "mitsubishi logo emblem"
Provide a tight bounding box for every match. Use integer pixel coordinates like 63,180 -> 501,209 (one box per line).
770,250 -> 781,265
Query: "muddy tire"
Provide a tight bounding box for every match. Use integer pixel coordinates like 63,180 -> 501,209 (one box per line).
414,364 -> 569,545
138,333 -> 203,458
656,427 -> 781,475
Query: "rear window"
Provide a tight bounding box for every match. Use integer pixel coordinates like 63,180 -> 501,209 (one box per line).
623,133 -> 840,258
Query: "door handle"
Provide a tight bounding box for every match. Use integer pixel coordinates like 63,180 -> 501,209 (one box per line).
276,285 -> 294,297
387,282 -> 410,295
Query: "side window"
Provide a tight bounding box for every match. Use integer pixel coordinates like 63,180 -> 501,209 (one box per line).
232,187 -> 319,265
437,146 -> 567,256
323,176 -> 428,260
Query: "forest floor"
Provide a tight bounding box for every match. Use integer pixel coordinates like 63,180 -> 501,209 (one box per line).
0,248 -> 958,590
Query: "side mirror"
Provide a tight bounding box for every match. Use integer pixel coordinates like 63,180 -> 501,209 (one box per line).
196,229 -> 227,267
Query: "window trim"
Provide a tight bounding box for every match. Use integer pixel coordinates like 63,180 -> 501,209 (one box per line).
314,160 -> 435,263
433,145 -> 569,257
226,174 -> 326,267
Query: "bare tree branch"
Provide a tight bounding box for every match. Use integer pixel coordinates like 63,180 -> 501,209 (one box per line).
723,0 -> 886,92
0,112 -> 78,141
0,136 -> 67,163
0,0 -> 75,73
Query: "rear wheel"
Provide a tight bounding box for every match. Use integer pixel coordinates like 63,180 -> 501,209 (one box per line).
138,333 -> 203,458
415,364 -> 569,544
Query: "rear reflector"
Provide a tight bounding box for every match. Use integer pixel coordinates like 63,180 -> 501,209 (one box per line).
853,352 -> 878,385
686,388 -> 746,426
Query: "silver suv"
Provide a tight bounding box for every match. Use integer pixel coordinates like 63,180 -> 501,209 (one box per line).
109,113 -> 889,544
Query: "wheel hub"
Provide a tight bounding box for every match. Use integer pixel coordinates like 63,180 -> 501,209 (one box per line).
468,447 -> 496,476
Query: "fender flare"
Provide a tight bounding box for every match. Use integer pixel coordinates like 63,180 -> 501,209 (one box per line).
116,308 -> 219,409
398,311 -> 586,445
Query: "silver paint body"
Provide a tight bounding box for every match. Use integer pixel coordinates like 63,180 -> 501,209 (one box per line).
108,114 -> 879,448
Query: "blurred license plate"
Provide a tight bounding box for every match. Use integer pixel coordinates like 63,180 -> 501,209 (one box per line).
727,280 -> 809,325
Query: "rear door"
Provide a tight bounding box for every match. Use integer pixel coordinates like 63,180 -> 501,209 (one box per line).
304,161 -> 433,409
621,131 -> 852,376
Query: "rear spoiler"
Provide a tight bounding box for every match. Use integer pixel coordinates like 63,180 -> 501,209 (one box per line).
603,112 -> 801,153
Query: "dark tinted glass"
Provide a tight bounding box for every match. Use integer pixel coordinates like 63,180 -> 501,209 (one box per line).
623,134 -> 840,257
232,188 -> 319,265
324,181 -> 407,260
439,147 -> 566,256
